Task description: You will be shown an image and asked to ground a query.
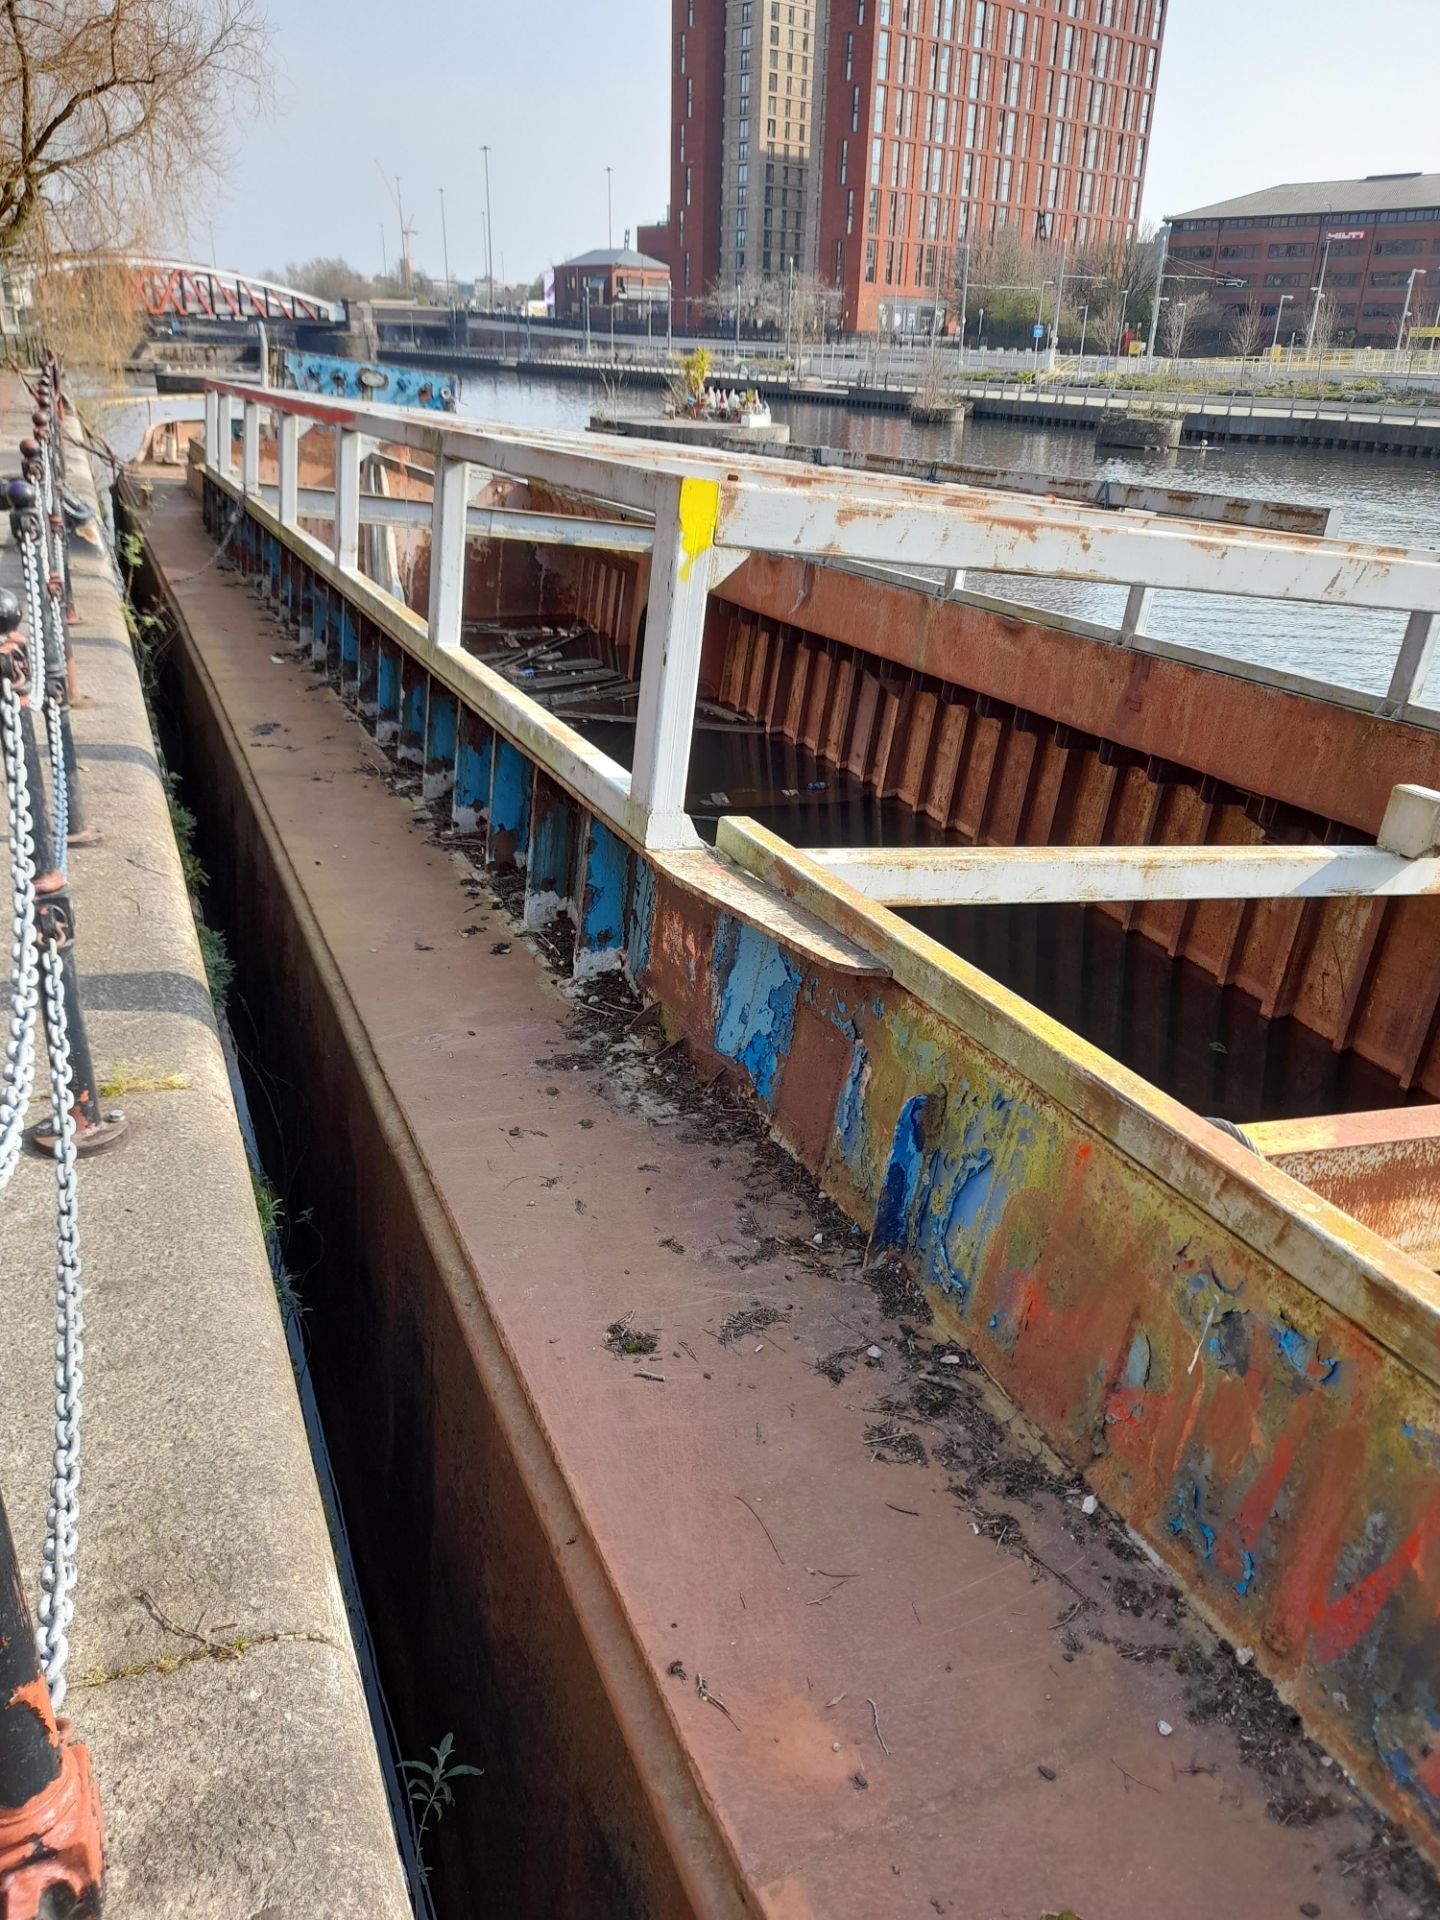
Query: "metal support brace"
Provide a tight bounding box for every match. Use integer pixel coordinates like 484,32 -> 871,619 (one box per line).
203,388 -> 220,468
215,392 -> 236,480
242,400 -> 260,496
1120,583 -> 1153,644
426,456 -> 469,649
334,428 -> 362,573
630,475 -> 715,845
277,411 -> 300,528
1385,610 -> 1437,711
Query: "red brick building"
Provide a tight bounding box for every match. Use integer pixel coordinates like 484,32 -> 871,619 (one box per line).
636,218 -> 672,268
1164,173 -> 1440,351
669,0 -> 1168,334
553,249 -> 671,326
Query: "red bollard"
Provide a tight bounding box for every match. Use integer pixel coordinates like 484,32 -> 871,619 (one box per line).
0,1492 -> 103,1917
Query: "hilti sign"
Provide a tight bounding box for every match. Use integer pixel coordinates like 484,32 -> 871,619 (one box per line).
1326,230 -> 1367,241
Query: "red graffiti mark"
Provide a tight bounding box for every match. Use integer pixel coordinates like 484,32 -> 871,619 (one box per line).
1311,1507 -> 1440,1665
1213,1421 -> 1304,1588
1417,1746 -> 1440,1804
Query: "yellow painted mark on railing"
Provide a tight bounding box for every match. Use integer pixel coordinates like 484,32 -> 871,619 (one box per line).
678,477 -> 720,582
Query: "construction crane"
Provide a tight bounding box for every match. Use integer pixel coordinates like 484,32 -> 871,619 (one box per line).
374,162 -> 417,290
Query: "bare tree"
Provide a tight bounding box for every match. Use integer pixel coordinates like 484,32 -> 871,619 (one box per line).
1227,298 -> 1266,360
0,0 -> 271,257
1308,295 -> 1340,355
1161,294 -> 1210,359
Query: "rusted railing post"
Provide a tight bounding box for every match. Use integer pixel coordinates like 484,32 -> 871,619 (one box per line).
0,1489 -> 104,1917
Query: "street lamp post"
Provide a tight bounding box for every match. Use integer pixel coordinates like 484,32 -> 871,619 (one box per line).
438,185 -> 453,342
481,144 -> 494,313
1078,302 -> 1090,362
1270,292 -> 1293,354
1398,268 -> 1427,353
1305,232 -> 1335,356
1114,285 -> 1131,356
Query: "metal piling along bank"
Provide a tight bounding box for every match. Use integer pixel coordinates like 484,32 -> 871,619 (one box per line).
198,378 -> 1440,1868
1,358 -> 115,1918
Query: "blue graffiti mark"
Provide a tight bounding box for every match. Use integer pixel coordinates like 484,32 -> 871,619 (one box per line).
1270,1323 -> 1341,1386
873,1096 -> 929,1251
713,919 -> 801,1107
947,1152 -> 996,1231
1123,1331 -> 1152,1391
836,1041 -> 869,1169
581,818 -> 630,955
1235,1550 -> 1256,1598
1198,1265 -> 1244,1297
282,349 -> 456,411
1169,1481 -> 1216,1559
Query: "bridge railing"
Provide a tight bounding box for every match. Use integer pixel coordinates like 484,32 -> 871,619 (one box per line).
203,379 -> 1440,860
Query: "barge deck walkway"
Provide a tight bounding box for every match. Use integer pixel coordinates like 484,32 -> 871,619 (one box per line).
138,460 -> 1438,1919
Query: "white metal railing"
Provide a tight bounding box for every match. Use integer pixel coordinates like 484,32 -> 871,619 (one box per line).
203,381 -> 1440,862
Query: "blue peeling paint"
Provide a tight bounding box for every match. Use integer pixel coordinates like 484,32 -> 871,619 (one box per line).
947,1151 -> 996,1231
339,602 -> 359,676
580,818 -> 630,956
1271,1323 -> 1340,1386
312,580 -> 328,649
836,1040 -> 870,1172
873,1095 -> 929,1251
627,853 -> 656,978
401,670 -> 428,758
425,687 -> 458,773
527,789 -> 575,910
1168,1480 -> 1216,1560
454,723 -> 493,820
1235,1550 -> 1256,1598
489,739 -> 531,857
1123,1331 -> 1152,1391
713,918 -> 801,1107
377,646 -> 401,723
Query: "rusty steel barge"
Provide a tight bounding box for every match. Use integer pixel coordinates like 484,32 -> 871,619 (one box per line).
131,380 -> 1440,1916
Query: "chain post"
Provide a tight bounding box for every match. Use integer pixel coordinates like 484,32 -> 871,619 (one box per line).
0,1487 -> 104,1918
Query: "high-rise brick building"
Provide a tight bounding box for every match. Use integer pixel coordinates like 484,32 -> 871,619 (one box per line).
669,0 -> 1168,334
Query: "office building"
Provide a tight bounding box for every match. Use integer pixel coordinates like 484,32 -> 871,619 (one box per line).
1164,174 -> 1440,350
669,0 -> 1168,333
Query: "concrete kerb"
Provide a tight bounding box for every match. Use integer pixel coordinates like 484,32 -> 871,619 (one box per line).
0,379 -> 409,1918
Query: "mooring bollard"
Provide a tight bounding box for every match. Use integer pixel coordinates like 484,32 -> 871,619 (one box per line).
0,1487 -> 104,1917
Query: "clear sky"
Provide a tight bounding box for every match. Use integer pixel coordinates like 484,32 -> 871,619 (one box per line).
206,0 -> 1440,284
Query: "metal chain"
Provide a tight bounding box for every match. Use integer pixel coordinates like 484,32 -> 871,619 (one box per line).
0,672 -> 39,1188
34,933 -> 81,1709
15,368 -> 86,1706
44,697 -> 67,877
16,524 -> 67,882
